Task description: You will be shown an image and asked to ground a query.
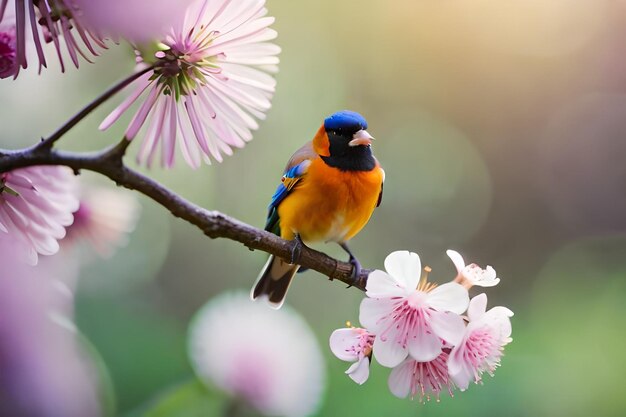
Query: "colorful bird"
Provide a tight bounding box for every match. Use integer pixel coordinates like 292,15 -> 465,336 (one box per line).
251,110 -> 385,308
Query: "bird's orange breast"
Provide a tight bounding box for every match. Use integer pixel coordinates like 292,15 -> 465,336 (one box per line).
277,157 -> 383,243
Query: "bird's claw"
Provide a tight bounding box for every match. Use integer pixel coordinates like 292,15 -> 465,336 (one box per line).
349,256 -> 362,281
290,234 -> 305,265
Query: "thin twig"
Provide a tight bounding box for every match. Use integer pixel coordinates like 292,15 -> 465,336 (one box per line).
0,146 -> 370,291
36,65 -> 156,150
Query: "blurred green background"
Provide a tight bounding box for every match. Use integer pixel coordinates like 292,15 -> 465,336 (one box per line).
1,1 -> 625,416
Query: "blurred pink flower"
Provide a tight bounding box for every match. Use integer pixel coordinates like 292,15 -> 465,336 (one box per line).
360,251 -> 469,367
0,166 -> 78,265
0,0 -> 105,76
329,326 -> 375,385
447,249 -> 500,288
64,187 -> 140,257
189,292 -> 324,417
388,352 -> 455,403
0,238 -> 102,417
100,0 -> 280,168
73,0 -> 195,43
0,18 -> 17,78
447,293 -> 513,390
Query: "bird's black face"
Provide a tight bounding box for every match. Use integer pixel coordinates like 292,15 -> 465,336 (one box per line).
322,128 -> 376,172
320,110 -> 377,171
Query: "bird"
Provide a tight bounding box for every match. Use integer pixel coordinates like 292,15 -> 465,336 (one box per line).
251,110 -> 385,308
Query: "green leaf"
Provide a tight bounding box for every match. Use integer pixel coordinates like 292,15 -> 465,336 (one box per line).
128,379 -> 227,417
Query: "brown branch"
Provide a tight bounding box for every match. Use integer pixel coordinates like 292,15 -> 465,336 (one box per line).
36,65 -> 156,150
0,145 -> 370,291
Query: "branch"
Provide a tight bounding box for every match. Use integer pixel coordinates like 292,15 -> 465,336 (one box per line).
0,145 -> 370,291
36,65 -> 156,150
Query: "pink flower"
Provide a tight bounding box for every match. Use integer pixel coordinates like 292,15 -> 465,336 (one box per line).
0,17 -> 17,78
0,166 -> 78,265
388,351 -> 455,403
359,251 -> 469,367
73,0 -> 195,43
64,187 -> 140,257
0,238 -> 101,417
0,1 -> 105,76
100,0 -> 280,168
447,249 -> 500,288
188,292 -> 324,417
329,326 -> 375,385
448,293 -> 513,390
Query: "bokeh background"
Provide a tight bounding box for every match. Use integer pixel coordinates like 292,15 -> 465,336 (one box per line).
1,1 -> 625,416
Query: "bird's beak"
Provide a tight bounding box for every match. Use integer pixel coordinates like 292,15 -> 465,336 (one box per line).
348,129 -> 375,147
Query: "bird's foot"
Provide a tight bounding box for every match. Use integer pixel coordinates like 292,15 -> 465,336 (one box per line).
290,234 -> 306,265
338,242 -> 362,282
349,255 -> 362,281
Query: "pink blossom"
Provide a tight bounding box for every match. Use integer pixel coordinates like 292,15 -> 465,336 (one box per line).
0,166 -> 78,265
100,0 -> 280,168
73,0 -> 195,43
64,187 -> 140,257
0,20 -> 17,78
447,249 -> 500,288
388,351 -> 455,403
329,326 -> 375,385
0,238 -> 101,417
360,251 -> 469,367
188,292 -> 324,417
448,293 -> 513,390
0,1 -> 105,76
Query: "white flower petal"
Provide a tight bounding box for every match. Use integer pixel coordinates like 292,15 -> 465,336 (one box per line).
372,333 -> 408,368
466,265 -> 500,287
448,347 -> 473,391
359,297 -> 396,333
427,282 -> 469,314
329,328 -> 360,362
388,360 -> 413,399
446,249 -> 466,273
467,293 -> 488,322
365,269 -> 406,298
384,250 -> 421,290
407,324 -> 442,362
346,357 -> 370,385
429,310 -> 466,347
482,306 -> 514,340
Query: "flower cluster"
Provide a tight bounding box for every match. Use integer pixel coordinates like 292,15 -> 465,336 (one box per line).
0,0 -> 105,78
330,250 -> 513,402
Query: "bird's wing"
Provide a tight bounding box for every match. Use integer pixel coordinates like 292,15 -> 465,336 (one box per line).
376,166 -> 385,208
265,142 -> 316,235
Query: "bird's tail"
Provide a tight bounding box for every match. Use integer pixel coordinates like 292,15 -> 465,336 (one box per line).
250,255 -> 299,309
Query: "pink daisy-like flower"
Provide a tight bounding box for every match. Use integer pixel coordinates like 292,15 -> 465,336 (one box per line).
388,351 -> 455,403
0,0 -> 105,76
188,292 -> 324,417
0,238 -> 101,417
448,293 -> 513,390
0,166 -> 78,265
0,12 -> 17,78
447,249 -> 500,288
99,0 -> 280,168
329,326 -> 375,385
64,187 -> 140,257
360,251 -> 469,368
74,0 -> 195,43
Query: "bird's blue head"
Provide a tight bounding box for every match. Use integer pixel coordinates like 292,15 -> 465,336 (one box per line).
323,110 -> 368,135
315,110 -> 376,171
